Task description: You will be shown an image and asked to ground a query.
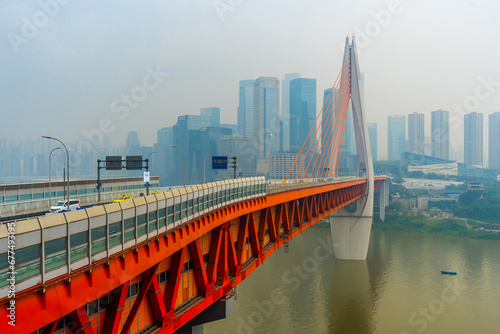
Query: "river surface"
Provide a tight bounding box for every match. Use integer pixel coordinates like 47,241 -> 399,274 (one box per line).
204,227 -> 500,334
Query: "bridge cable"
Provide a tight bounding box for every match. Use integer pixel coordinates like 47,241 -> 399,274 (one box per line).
283,58 -> 346,183
291,56 -> 351,183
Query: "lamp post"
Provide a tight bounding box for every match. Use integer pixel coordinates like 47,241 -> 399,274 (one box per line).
43,136 -> 70,210
146,151 -> 157,195
268,133 -> 273,179
48,147 -> 61,207
171,146 -> 185,187
268,133 -> 273,156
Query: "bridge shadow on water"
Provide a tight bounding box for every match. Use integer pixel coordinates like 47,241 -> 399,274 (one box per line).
327,260 -> 375,334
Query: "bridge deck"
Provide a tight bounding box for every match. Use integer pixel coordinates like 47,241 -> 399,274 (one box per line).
0,176 -> 385,334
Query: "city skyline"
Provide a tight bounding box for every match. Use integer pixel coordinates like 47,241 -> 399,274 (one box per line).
1,1 -> 500,162
464,112 -> 483,166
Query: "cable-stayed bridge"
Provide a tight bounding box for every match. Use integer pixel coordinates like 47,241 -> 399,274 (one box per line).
0,37 -> 389,334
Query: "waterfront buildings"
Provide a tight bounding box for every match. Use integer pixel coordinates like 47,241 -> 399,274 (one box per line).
388,115 -> 406,161
464,112 -> 483,166
408,112 -> 425,155
431,109 -> 449,160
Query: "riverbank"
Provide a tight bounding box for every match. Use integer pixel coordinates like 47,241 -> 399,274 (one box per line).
373,214 -> 500,240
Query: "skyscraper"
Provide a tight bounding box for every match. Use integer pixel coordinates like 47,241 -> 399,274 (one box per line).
237,80 -> 254,137
172,115 -> 212,186
368,123 -> 377,161
408,112 -> 425,155
388,116 -> 406,161
154,127 -> 173,186
431,109 -> 449,160
126,131 -> 140,152
289,78 -> 316,153
489,112 -> 500,170
464,112 -> 483,166
200,107 -> 221,126
254,77 -> 280,157
281,73 -> 300,152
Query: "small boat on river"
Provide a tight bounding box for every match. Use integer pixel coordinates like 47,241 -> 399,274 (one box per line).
441,270 -> 457,275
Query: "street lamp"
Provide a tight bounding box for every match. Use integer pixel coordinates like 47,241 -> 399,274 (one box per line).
171,146 -> 185,187
43,136 -> 70,211
268,133 -> 273,156
146,151 -> 157,195
48,147 -> 61,207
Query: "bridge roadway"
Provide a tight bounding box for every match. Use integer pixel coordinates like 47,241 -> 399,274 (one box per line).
0,176 -> 385,334
0,176 -> 161,221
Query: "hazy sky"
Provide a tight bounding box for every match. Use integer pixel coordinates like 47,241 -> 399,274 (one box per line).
1,0 -> 499,160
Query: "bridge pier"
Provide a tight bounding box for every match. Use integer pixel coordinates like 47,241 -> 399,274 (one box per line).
329,207 -> 372,260
176,293 -> 236,334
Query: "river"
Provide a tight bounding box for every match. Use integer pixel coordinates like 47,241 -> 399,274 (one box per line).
204,226 -> 500,334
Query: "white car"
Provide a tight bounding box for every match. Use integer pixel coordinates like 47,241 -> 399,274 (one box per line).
50,199 -> 80,212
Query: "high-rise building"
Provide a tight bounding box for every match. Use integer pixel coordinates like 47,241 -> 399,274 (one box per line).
126,131 -> 140,152
220,123 -> 237,134
237,80 -> 255,137
408,112 -> 425,155
154,127 -> 173,186
254,77 -> 280,157
489,112 -> 500,170
189,126 -> 232,184
281,73 -> 300,152
200,107 -> 221,126
219,134 -> 257,178
172,115 -> 212,186
431,109 -> 449,160
388,116 -> 406,161
289,78 -> 316,154
464,112 -> 483,166
368,123 -> 377,161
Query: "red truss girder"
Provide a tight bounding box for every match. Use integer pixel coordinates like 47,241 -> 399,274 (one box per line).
2,179 -> 385,334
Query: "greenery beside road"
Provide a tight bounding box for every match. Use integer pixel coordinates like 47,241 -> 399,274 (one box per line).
450,183 -> 500,224
374,211 -> 500,240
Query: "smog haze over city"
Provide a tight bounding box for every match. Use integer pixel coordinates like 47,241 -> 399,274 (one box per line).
1,0 -> 500,160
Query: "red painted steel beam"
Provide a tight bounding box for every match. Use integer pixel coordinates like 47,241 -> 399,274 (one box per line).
226,225 -> 239,276
120,264 -> 159,334
148,272 -> 167,326
164,247 -> 186,320
216,224 -> 229,285
235,215 -> 248,266
188,240 -> 208,297
247,212 -> 260,258
41,321 -> 57,334
257,209 -> 267,249
68,306 -> 94,334
101,281 -> 130,334
3,178 -> 385,334
206,226 -> 222,288
266,207 -> 277,243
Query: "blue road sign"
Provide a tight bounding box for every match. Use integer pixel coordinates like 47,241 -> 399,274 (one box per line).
212,156 -> 228,169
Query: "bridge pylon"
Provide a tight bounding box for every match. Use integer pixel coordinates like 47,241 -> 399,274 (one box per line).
329,36 -> 374,260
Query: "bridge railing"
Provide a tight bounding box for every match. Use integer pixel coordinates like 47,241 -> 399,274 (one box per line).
0,177 -> 160,218
0,177 -> 266,299
266,176 -> 363,193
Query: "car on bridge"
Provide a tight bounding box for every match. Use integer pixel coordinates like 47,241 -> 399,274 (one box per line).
50,199 -> 80,212
113,195 -> 132,203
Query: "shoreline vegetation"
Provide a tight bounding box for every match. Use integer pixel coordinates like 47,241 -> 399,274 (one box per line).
313,216 -> 500,240
372,214 -> 500,240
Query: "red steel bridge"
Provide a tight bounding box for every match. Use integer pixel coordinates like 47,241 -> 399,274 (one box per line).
0,37 -> 389,333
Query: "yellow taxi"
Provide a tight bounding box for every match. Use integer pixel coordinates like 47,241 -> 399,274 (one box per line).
113,195 -> 132,203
